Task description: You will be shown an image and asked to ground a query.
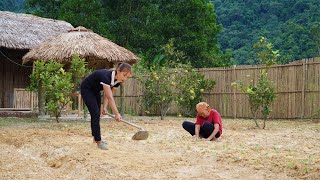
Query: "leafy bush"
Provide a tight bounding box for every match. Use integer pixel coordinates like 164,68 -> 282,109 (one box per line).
135,40 -> 215,119
136,63 -> 215,119
29,56 -> 88,122
142,66 -> 175,120
174,64 -> 215,117
29,60 -> 73,122
69,54 -> 89,92
232,37 -> 278,129
45,68 -> 73,122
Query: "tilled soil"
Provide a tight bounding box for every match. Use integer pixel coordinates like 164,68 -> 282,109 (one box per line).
0,117 -> 319,179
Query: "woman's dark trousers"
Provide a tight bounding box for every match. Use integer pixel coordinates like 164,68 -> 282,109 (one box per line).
81,89 -> 102,141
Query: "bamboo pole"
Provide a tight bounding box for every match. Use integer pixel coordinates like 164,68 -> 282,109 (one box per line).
30,91 -> 33,110
77,92 -> 81,117
120,85 -> 124,116
233,65 -> 237,119
31,63 -> 35,110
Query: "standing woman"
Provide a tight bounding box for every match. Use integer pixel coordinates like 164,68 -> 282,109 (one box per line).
80,63 -> 132,150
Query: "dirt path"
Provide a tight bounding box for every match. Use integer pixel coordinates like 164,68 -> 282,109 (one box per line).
0,117 -> 319,179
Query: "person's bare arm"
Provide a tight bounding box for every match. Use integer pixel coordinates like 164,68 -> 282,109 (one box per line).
112,88 -> 117,94
206,124 -> 219,141
194,124 -> 201,138
101,92 -> 108,115
102,84 -> 121,121
101,88 -> 117,115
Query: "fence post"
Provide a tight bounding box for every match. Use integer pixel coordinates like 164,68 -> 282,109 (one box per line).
120,85 -> 124,116
233,65 -> 237,119
301,59 -> 306,119
30,91 -> 33,110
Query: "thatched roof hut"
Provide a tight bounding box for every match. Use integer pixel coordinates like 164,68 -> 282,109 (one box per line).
0,11 -> 73,49
23,26 -> 139,68
0,11 -> 73,109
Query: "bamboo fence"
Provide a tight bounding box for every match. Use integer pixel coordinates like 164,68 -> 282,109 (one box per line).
114,57 -> 320,119
11,57 -> 320,119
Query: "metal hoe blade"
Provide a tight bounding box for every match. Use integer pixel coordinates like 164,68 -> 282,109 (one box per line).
106,112 -> 149,140
132,130 -> 149,140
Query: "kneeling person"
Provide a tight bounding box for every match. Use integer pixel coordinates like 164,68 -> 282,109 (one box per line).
182,102 -> 222,141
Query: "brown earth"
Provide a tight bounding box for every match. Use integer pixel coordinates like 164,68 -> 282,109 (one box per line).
0,117 -> 319,179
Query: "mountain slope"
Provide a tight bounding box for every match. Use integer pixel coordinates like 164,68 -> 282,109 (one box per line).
213,0 -> 320,64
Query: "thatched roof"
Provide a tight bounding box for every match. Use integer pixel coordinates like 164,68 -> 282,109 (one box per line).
0,11 -> 73,50
22,26 -> 139,67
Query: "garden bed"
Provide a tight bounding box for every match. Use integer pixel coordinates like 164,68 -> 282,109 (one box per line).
0,117 -> 319,179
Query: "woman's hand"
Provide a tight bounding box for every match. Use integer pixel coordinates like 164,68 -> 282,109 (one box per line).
101,107 -> 107,115
192,135 -> 200,141
115,113 -> 122,122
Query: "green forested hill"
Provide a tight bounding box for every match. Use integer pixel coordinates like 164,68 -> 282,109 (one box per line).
2,0 -> 319,66
0,0 -> 25,12
212,0 -> 320,64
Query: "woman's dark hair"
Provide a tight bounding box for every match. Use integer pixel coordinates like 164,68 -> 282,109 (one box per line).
116,62 -> 132,72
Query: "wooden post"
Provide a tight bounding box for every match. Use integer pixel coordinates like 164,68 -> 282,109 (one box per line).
31,63 -> 35,111
120,85 -> 124,116
34,59 -> 46,117
30,91 -> 34,110
301,59 -> 306,119
77,92 -> 81,117
233,65 -> 237,119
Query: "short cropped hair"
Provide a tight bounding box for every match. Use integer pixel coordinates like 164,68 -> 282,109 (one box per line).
196,102 -> 210,112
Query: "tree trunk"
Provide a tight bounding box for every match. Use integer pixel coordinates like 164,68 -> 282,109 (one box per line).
55,111 -> 60,123
262,116 -> 267,129
253,114 -> 260,128
160,110 -> 164,120
160,104 -> 164,120
251,108 -> 260,128
38,82 -> 45,116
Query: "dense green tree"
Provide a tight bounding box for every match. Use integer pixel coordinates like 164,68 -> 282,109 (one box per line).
24,0 -> 226,68
0,0 -> 27,12
103,0 -> 225,67
25,0 -> 110,38
102,0 -> 162,50
25,0 -> 66,19
310,23 -> 320,56
16,0 -> 25,11
157,0 -> 223,67
7,0 -> 320,66
0,0 -> 18,11
59,0 -> 110,37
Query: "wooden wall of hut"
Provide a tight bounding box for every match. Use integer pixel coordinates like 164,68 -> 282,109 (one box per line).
0,48 -> 32,108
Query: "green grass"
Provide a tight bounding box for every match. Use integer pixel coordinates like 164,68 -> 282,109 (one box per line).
0,118 -> 41,127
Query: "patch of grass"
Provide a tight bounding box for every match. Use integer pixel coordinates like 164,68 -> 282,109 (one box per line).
0,118 -> 41,127
287,161 -> 298,170
303,167 -> 312,173
0,117 -> 90,137
222,144 -> 230,151
254,144 -> 261,151
301,159 -> 311,165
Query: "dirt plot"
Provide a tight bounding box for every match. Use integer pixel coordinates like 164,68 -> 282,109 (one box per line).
0,117 -> 319,179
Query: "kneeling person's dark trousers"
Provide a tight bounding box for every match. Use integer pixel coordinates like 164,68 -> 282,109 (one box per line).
182,121 -> 220,138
